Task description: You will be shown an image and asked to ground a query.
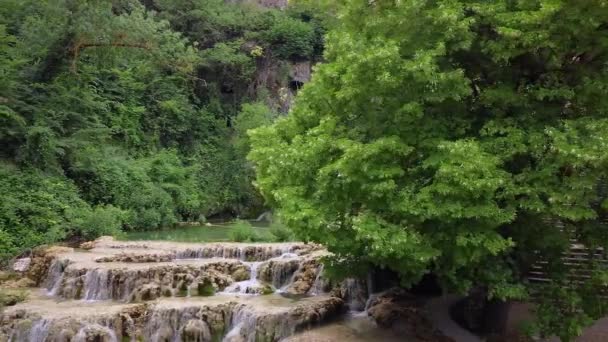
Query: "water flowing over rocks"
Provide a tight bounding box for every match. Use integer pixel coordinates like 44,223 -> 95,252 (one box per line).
0,237 -> 444,341
0,293 -> 343,341
51,259 -> 246,301
257,257 -> 301,290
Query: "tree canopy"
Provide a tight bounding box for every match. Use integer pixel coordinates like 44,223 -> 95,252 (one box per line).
249,1 -> 608,340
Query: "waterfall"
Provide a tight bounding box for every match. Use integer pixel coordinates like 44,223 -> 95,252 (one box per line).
279,252 -> 298,259
223,262 -> 263,294
223,306 -> 257,342
342,278 -> 368,311
144,306 -> 216,342
24,319 -> 51,342
175,245 -> 295,261
265,258 -> 300,290
72,324 -> 118,342
255,211 -> 272,222
44,259 -> 67,296
308,264 -> 326,295
84,268 -> 111,301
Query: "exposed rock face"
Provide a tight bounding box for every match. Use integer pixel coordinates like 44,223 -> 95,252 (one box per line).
1,295 -> 343,342
282,258 -> 322,295
289,61 -> 312,84
12,258 -> 31,273
258,258 -> 300,289
95,252 -> 175,263
175,245 -> 296,261
367,288 -> 454,342
332,278 -> 368,311
26,246 -> 73,285
51,261 -> 247,302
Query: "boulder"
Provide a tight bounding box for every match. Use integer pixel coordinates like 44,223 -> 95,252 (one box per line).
367,288 -> 454,342
231,267 -> 250,282
79,241 -> 96,250
283,258 -> 320,295
0,289 -> 27,307
26,246 -> 72,285
12,258 -> 31,273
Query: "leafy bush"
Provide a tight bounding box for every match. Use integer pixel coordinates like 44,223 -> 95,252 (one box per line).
269,223 -> 294,242
0,164 -> 90,260
75,205 -> 126,240
228,220 -> 259,242
262,16 -> 315,60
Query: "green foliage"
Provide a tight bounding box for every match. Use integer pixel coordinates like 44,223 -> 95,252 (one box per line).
196,280 -> 216,297
261,16 -> 315,60
268,223 -> 294,242
0,163 -> 94,260
234,102 -> 276,156
0,0 -> 322,261
72,205 -> 127,240
228,220 -> 261,242
249,0 -> 608,338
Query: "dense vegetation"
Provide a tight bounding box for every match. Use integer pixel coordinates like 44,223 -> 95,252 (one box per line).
249,0 -> 608,340
0,0 -> 323,260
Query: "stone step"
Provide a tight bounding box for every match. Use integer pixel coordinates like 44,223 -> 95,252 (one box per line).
86,237 -> 321,262
40,243 -> 328,302
1,292 -> 344,342
45,256 -> 253,302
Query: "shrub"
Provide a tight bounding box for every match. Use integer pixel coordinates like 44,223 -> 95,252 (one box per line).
228,220 -> 259,242
74,205 -> 126,240
269,223 -> 294,242
262,16 -> 315,60
0,164 -> 91,261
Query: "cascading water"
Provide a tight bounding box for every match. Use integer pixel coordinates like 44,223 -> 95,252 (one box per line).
175,245 -> 296,261
223,262 -> 263,294
271,262 -> 301,292
44,259 -> 67,296
83,268 -> 111,301
72,324 -> 118,342
308,264 -> 326,295
25,319 -> 51,342
1,240 -> 362,342
342,278 -> 368,312
223,306 -> 258,342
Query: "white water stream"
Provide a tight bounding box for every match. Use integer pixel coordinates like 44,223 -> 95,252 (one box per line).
223,261 -> 264,294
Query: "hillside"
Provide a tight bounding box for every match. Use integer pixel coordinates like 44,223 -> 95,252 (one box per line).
0,0 -> 324,260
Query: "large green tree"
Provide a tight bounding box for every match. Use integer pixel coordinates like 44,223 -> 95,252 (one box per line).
249,1 -> 608,339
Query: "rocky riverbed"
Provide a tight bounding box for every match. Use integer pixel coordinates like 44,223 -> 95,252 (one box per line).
0,237 -> 451,341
